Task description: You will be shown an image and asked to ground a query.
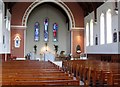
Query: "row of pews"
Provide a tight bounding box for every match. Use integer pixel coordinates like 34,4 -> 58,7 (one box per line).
1,60 -> 79,86
62,60 -> 120,86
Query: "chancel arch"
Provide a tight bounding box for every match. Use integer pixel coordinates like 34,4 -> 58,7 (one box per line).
22,0 -> 75,29
25,2 -> 72,59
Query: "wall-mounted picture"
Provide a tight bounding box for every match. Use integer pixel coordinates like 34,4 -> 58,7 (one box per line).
113,32 -> 117,42
95,36 -> 98,45
3,35 -> 5,44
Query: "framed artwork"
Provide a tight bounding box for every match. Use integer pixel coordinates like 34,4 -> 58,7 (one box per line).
119,31 -> 120,42
44,18 -> 49,42
53,23 -> 58,42
113,32 -> 117,42
34,22 -> 40,42
95,36 -> 98,45
3,35 -> 5,44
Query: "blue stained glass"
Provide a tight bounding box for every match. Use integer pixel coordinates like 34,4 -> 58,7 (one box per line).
53,23 -> 58,42
34,22 -> 40,42
44,18 -> 49,42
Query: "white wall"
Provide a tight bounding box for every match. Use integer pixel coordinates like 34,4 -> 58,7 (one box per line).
118,1 -> 120,54
0,1 -> 3,53
84,2 -> 119,54
0,1 -> 11,54
26,4 -> 70,58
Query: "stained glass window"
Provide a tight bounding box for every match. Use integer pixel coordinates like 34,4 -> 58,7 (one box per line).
53,23 -> 58,42
34,22 -> 40,42
44,18 -> 49,42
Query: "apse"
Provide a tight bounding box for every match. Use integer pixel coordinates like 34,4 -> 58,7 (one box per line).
25,2 -> 71,59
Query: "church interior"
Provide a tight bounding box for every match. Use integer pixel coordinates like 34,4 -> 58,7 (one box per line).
0,0 -> 120,86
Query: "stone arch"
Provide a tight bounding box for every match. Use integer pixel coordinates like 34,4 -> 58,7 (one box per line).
22,0 -> 75,29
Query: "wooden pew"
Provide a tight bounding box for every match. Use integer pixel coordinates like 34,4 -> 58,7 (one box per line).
2,60 -> 79,86
3,80 -> 79,85
62,60 -> 120,86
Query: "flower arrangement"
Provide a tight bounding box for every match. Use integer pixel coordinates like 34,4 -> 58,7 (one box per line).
54,45 -> 58,53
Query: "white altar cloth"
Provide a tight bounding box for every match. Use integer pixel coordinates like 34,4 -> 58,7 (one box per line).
44,52 -> 55,62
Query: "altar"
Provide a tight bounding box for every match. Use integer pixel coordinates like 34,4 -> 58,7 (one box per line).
24,51 -> 56,61
44,51 -> 55,62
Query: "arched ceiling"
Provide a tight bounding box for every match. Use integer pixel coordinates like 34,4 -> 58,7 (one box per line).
77,2 -> 104,16
4,1 -> 105,18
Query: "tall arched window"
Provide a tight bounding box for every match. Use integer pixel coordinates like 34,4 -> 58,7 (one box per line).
90,19 -> 93,46
100,13 -> 105,44
53,23 -> 58,42
44,18 -> 49,42
6,9 -> 11,31
0,1 -> 4,44
34,22 -> 40,42
106,9 -> 112,43
86,23 -> 89,46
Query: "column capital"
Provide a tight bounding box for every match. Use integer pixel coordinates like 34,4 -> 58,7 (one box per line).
11,25 -> 27,29
70,27 -> 84,31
